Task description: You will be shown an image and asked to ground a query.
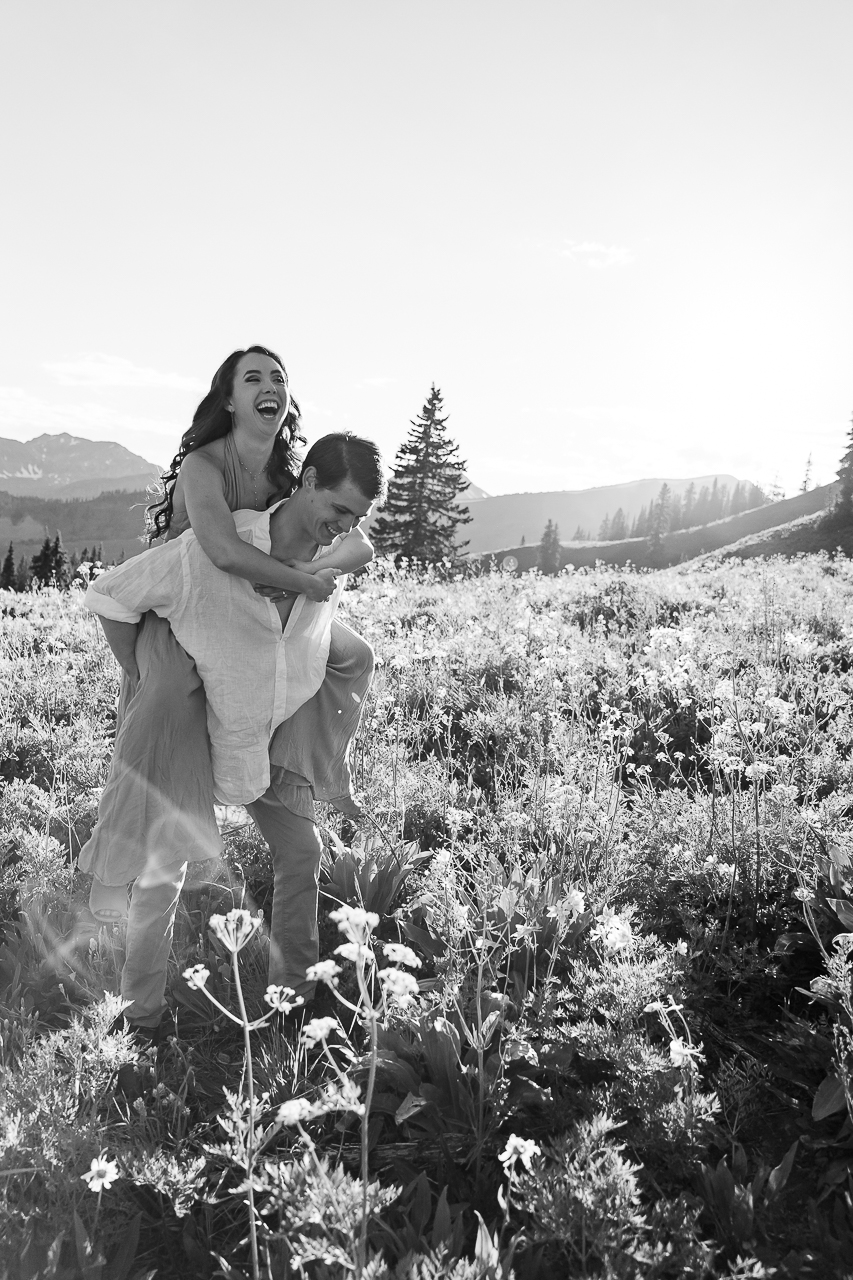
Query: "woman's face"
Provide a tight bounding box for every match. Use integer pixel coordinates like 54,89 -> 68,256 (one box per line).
227,352 -> 290,434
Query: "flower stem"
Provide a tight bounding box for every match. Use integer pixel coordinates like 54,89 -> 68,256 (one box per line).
232,950 -> 260,1280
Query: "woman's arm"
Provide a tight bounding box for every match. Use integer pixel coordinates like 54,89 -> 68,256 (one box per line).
291,527 -> 375,576
181,452 -> 334,601
99,618 -> 140,683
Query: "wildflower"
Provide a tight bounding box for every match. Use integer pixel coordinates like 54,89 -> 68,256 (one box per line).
209,909 -> 262,952
132,1098 -> 147,1116
593,909 -> 633,954
335,941 -> 374,965
675,940 -> 688,956
305,960 -> 342,984
277,1097 -> 314,1126
81,1153 -> 120,1192
499,1135 -> 541,1172
264,984 -> 302,1013
382,942 -> 422,969
643,1001 -> 663,1013
565,888 -> 586,916
793,887 -> 813,902
329,905 -> 380,942
300,1016 -> 339,1047
669,1037 -> 700,1068
182,964 -> 210,990
380,967 -> 420,1005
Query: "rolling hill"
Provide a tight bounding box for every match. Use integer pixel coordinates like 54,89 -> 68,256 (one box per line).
457,474 -> 743,555
473,483 -> 837,572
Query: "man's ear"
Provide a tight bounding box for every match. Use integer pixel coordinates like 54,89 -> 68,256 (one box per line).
302,466 -> 317,491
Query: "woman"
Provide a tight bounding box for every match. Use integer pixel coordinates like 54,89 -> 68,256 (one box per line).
80,346 -> 375,927
85,433 -> 384,1033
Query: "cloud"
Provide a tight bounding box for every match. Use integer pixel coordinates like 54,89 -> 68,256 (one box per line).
0,385 -> 178,463
44,353 -> 206,391
561,241 -> 634,269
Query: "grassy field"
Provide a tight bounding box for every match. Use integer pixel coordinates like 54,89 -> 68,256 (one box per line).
2,553 -> 853,1278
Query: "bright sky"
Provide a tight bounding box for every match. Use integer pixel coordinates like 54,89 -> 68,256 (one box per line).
0,1 -> 850,497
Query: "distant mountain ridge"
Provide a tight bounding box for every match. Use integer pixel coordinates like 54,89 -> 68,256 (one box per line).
456,474 -> 743,555
0,433 -> 160,497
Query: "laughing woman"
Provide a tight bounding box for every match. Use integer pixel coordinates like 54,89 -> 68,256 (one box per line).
79,347 -> 375,1020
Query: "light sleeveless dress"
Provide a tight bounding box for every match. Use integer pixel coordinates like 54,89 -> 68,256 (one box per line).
78,435 -> 373,886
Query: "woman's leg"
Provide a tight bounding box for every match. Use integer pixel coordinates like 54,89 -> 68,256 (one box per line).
120,858 -> 188,1028
268,619 -> 374,811
80,612 -> 221,892
245,784 -> 322,1002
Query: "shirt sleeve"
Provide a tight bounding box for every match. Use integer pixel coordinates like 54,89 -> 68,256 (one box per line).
84,541 -> 186,626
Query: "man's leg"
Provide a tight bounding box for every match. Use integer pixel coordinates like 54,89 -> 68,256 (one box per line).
245,786 -> 323,1002
120,859 -> 188,1028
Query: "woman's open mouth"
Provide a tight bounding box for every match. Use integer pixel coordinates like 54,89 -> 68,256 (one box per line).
255,398 -> 280,421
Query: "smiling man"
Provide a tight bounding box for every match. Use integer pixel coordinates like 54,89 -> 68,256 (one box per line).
85,432 -> 385,1028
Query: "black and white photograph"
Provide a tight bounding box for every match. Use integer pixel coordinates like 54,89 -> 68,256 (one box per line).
1,3 -> 852,1276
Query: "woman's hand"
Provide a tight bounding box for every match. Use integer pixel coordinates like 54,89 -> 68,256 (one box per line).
252,567 -> 340,604
305,568 -> 340,601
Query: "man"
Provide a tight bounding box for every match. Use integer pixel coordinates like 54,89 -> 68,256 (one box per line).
85,433 -> 384,1035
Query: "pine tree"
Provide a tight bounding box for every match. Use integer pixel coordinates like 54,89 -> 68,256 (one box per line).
51,532 -> 68,587
801,454 -> 813,493
1,543 -> 15,590
610,508 -> 628,540
598,514 -> 611,541
372,385 -> 471,562
30,536 -> 55,585
649,483 -> 672,555
826,415 -> 853,528
537,519 -> 561,575
15,556 -> 31,591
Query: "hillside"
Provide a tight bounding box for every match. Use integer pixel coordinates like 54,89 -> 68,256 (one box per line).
459,474 -> 742,554
475,482 -> 836,572
0,487 -> 150,563
0,433 -> 159,497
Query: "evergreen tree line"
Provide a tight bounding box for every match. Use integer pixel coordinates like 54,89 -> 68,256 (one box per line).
571,479 -> 769,543
1,536 -> 105,592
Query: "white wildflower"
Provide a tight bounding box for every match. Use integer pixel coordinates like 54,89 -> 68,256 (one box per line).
379,967 -> 420,1005
277,1097 -> 314,1126
81,1153 -> 119,1192
499,1134 -> 541,1172
382,942 -> 422,969
264,984 -> 302,1013
209,909 -> 262,952
300,1016 -> 339,1047
305,960 -> 342,984
182,964 -> 210,990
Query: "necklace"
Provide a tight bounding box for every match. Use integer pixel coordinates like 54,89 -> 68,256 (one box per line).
233,442 -> 269,509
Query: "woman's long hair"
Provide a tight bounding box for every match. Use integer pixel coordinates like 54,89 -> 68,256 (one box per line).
146,345 -> 305,541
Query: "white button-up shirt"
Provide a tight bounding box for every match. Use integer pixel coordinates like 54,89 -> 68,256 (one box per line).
85,502 -> 345,805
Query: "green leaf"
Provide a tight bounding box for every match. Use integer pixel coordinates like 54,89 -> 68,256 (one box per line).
813,1073 -> 847,1121
828,898 -> 853,930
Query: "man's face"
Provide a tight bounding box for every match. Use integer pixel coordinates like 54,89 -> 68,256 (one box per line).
305,473 -> 374,544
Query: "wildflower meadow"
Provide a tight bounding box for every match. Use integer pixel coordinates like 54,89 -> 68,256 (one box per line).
2,552 -> 853,1278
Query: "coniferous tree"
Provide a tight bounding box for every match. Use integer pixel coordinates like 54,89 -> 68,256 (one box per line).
1,543 -> 15,590
826,415 -> 853,528
537,519 -> 561,575
15,556 -> 31,591
610,508 -> 628,540
372,385 -> 471,562
30,536 -> 55,586
801,455 -> 813,493
682,483 -> 696,528
51,532 -> 68,586
598,513 -> 611,541
649,483 -> 672,554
